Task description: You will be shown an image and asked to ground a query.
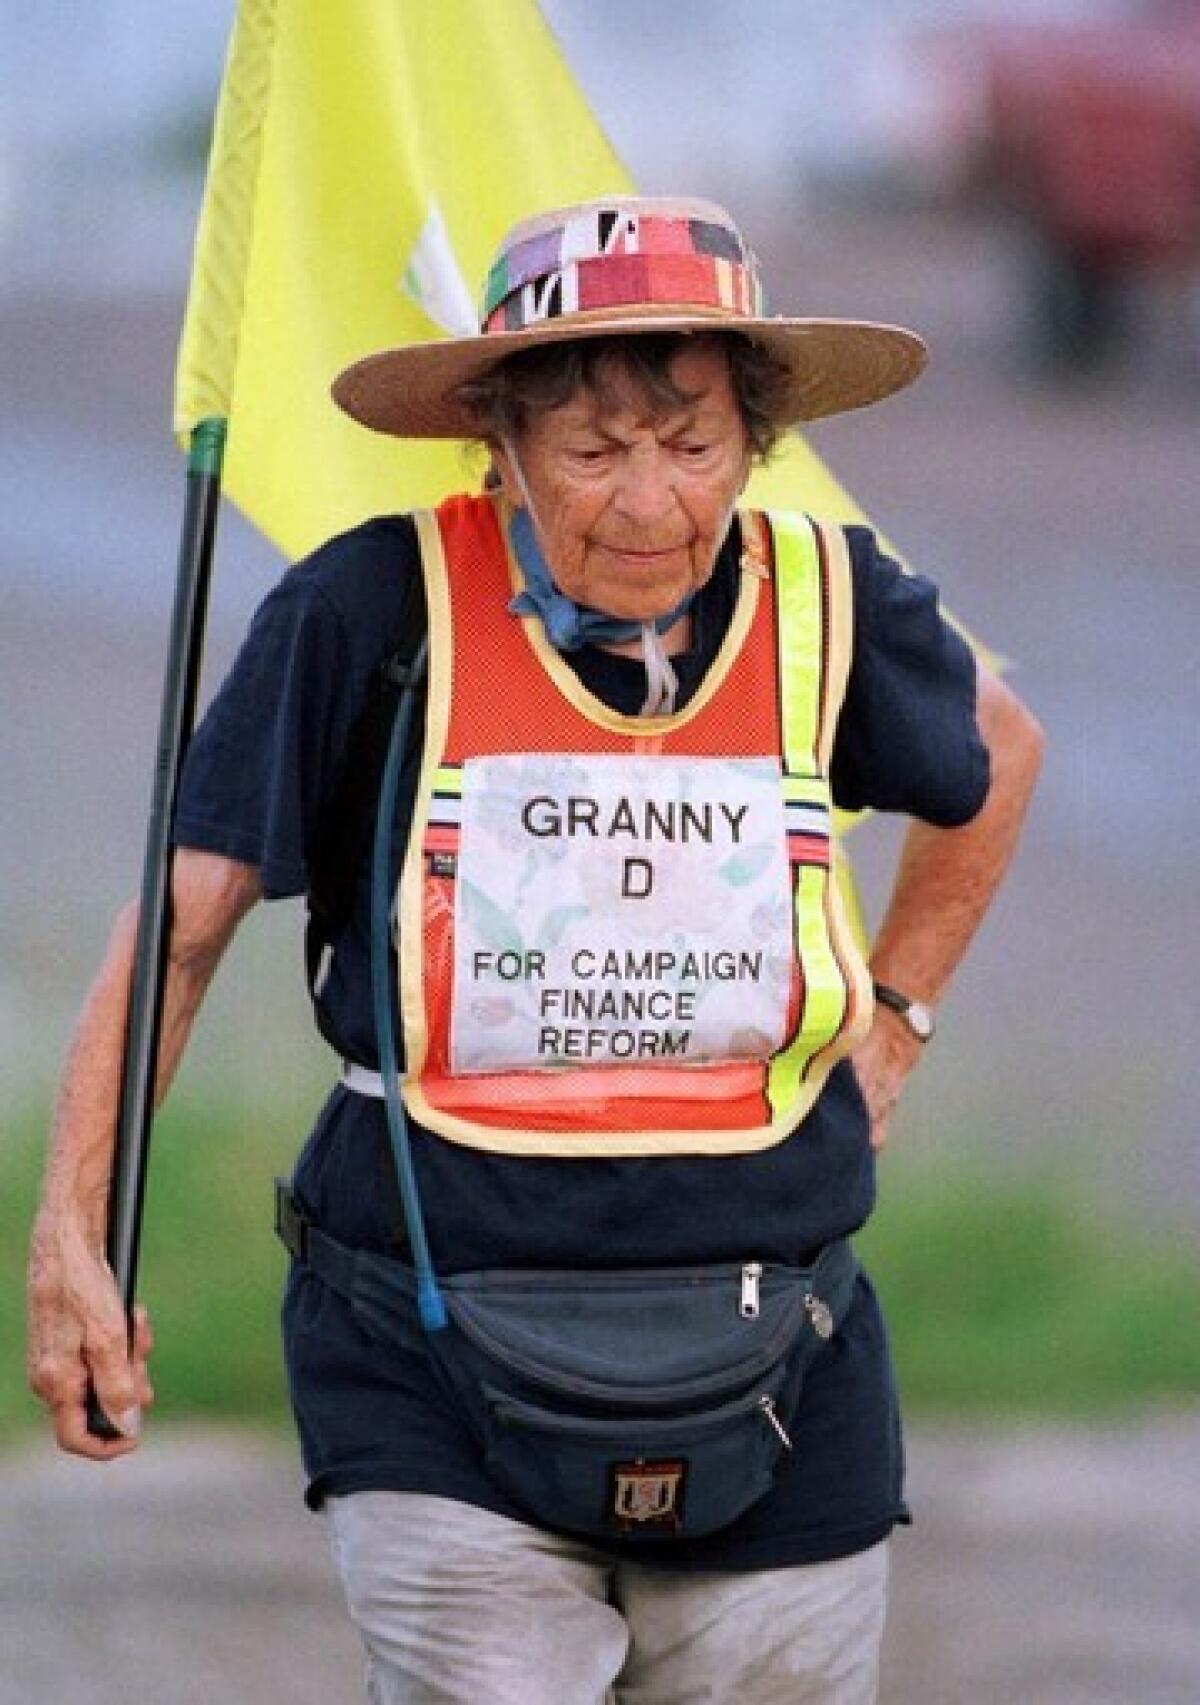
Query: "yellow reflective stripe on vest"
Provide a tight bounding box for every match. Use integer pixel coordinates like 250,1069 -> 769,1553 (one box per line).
772,512 -> 825,772
781,773 -> 827,805
768,865 -> 849,1112
767,512 -> 850,1112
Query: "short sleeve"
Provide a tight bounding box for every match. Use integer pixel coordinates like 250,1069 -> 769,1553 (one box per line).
830,526 -> 990,825
173,516 -> 418,898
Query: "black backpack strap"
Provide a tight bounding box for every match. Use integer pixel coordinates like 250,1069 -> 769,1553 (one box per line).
305,567 -> 428,1006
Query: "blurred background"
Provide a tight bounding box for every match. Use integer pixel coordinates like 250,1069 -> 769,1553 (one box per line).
2,1 -> 1198,1699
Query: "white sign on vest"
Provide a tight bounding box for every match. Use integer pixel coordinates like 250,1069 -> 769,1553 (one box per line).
451,753 -> 794,1074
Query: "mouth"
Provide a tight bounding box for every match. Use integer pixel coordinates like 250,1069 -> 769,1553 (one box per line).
600,543 -> 689,565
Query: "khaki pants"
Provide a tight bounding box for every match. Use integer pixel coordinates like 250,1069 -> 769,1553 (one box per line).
328,1492 -> 888,1704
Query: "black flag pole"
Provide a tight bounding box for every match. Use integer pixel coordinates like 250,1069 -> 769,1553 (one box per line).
87,417 -> 227,1439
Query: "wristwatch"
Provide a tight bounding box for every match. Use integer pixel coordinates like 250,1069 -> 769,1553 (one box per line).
872,980 -> 936,1044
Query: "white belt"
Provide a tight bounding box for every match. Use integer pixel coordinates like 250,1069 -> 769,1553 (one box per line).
342,1062 -> 387,1099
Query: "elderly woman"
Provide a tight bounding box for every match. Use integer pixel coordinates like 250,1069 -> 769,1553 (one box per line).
29,197 -> 1042,1702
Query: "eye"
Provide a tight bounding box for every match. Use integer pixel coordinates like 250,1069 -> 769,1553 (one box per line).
676,440 -> 715,463
566,446 -> 612,470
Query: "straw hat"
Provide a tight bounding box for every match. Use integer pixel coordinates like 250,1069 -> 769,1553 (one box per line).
333,195 -> 927,439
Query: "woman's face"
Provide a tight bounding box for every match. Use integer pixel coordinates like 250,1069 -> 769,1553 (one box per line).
491,342 -> 752,623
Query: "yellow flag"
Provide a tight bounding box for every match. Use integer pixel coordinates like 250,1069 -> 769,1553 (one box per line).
177,0 -> 906,560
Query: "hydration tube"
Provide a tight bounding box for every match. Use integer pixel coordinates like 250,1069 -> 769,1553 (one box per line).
368,639 -> 448,1333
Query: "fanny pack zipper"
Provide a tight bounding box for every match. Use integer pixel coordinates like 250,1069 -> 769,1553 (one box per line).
447,1285 -> 810,1412
488,1379 -> 787,1439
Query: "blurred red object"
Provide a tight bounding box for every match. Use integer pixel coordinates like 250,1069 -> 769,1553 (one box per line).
983,18 -> 1200,271
917,6 -> 1200,364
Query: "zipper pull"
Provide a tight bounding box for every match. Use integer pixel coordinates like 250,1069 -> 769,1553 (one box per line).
759,1395 -> 793,1449
739,1261 -> 763,1319
805,1291 -> 834,1340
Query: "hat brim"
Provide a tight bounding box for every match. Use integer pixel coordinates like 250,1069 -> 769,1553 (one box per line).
331,306 -> 927,439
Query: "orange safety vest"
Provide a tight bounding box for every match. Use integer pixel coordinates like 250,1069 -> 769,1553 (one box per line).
396,492 -> 872,1157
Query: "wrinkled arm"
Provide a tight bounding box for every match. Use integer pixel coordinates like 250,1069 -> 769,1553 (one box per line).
853,665 -> 1045,1148
27,849 -> 262,1458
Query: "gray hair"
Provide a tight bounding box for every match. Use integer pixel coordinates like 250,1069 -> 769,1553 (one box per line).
456,331 -> 792,461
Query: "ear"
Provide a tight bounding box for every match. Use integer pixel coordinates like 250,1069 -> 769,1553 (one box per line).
488,442 -> 526,509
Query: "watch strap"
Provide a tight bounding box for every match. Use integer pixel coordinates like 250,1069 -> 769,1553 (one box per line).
872,980 -> 935,1043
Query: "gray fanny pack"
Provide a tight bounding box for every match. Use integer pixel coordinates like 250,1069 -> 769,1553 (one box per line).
277,1184 -> 856,1542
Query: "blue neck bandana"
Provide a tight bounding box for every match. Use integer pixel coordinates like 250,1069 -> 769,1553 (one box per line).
506,508 -> 695,653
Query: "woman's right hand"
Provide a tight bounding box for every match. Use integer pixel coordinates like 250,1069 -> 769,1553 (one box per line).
26,855 -> 259,1462
27,1207 -> 154,1459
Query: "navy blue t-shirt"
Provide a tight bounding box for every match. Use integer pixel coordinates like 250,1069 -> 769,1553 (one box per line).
174,511 -> 988,1567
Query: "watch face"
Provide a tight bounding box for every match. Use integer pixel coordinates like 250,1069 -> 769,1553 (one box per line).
907,1001 -> 935,1042
873,982 -> 935,1042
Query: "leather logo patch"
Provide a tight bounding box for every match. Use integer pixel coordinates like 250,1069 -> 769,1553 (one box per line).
609,1459 -> 687,1531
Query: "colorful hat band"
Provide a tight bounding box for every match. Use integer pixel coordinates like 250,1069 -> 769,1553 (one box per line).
481,208 -> 764,335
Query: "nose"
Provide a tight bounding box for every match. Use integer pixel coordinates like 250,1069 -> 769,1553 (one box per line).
611,443 -> 679,526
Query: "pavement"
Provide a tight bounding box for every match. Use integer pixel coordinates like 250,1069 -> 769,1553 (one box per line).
6,1415 -> 1200,1704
